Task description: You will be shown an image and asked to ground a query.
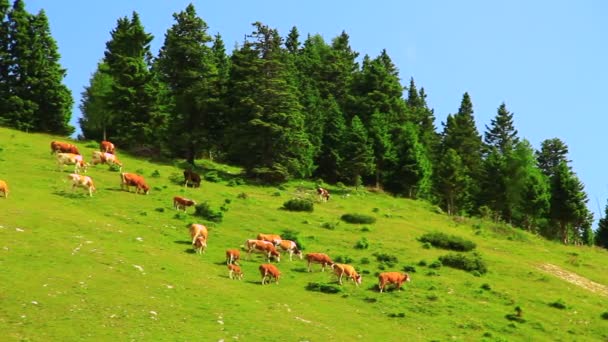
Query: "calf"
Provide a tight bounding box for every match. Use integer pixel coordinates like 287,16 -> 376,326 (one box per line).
50,141 -> 80,155
317,187 -> 330,202
91,151 -> 123,170
120,173 -> 150,195
67,173 -> 96,197
228,264 -> 243,280
0,180 -> 8,198
189,224 -> 208,245
245,239 -> 281,262
277,240 -> 302,261
100,140 -> 116,154
257,233 -> 282,245
226,249 -> 240,265
193,235 -> 207,254
305,253 -> 333,272
332,263 -> 362,286
259,263 -> 281,285
56,153 -> 88,174
173,196 -> 196,212
378,272 -> 411,293
183,169 -> 201,188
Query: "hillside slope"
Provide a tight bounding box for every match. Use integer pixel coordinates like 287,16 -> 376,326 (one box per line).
0,126 -> 607,341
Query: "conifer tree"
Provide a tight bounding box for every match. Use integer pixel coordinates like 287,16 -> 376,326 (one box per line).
549,162 -> 590,244
389,123 -> 433,198
435,148 -> 470,215
536,138 -> 570,178
342,115 -> 374,187
0,0 -> 10,124
406,79 -> 439,156
323,31 -> 358,116
79,62 -> 114,140
315,96 -> 346,183
208,33 -> 230,158
595,201 -> 608,249
484,103 -> 519,155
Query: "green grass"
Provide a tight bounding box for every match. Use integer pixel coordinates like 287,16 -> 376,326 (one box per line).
1,126 -> 608,341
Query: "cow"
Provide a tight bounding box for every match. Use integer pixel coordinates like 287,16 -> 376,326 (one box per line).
120,173 -> 150,195
189,224 -> 208,245
100,140 -> 116,154
0,180 -> 8,198
228,264 -> 244,280
378,272 -> 411,293
173,196 -> 196,212
317,187 -> 330,202
332,263 -> 362,286
259,263 -> 281,285
245,239 -> 280,262
91,151 -> 123,170
56,153 -> 88,174
257,233 -> 282,246
277,240 -> 302,261
193,235 -> 207,254
183,169 -> 201,188
226,249 -> 240,265
67,173 -> 96,197
50,141 -> 80,155
305,253 -> 333,272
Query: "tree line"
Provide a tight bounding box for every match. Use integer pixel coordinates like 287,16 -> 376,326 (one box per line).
1,1 -> 608,247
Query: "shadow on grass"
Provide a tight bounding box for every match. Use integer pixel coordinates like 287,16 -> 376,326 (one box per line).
174,240 -> 191,245
52,190 -> 89,199
183,248 -> 196,254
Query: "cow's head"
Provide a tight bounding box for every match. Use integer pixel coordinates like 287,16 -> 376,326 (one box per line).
355,274 -> 362,285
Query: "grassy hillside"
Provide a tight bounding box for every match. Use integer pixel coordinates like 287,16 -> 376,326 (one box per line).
0,126 -> 607,341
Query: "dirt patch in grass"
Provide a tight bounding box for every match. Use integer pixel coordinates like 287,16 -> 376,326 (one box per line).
538,263 -> 608,297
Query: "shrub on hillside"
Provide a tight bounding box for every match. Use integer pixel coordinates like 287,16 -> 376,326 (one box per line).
438,253 -> 487,274
250,165 -> 289,184
282,198 -> 314,212
419,232 -> 476,251
204,171 -> 221,183
341,213 -> 376,224
306,282 -> 342,294
150,170 -> 161,178
548,299 -> 567,310
321,222 -> 336,230
601,312 -> 608,320
354,237 -> 369,249
334,255 -> 353,264
374,253 -> 398,267
281,229 -> 304,250
194,202 -> 223,222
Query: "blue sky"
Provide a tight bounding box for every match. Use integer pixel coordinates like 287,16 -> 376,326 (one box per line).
28,0 -> 608,225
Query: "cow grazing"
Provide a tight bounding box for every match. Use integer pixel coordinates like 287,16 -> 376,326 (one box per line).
245,239 -> 280,262
173,196 -> 196,212
193,236 -> 207,254
56,153 -> 88,174
91,151 -> 122,170
120,173 -> 150,195
226,249 -> 240,265
0,180 -> 8,198
228,264 -> 243,280
189,224 -> 208,245
67,173 -> 96,197
183,169 -> 201,188
305,253 -> 333,272
257,233 -> 282,245
332,263 -> 362,286
317,187 -> 330,202
277,240 -> 302,261
259,263 -> 281,285
100,140 -> 116,154
50,141 -> 80,155
378,272 -> 411,293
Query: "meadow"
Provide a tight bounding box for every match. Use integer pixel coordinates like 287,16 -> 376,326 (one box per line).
0,126 -> 607,341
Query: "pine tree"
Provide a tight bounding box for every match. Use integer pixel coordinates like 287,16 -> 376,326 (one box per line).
406,79 -> 439,156
536,138 -> 570,178
323,31 -> 358,115
208,33 -> 230,159
595,201 -> 608,249
315,96 -> 346,183
389,123 -> 433,198
0,0 -> 10,124
285,26 -> 300,54
342,115 -> 374,187
484,103 -> 519,155
79,62 -> 114,140
435,148 -> 470,215
549,162 -> 590,244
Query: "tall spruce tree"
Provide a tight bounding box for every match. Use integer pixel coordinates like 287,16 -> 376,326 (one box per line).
323,31 -> 358,116
536,138 -> 570,178
342,115 -> 374,187
315,96 -> 346,183
406,78 -> 439,158
208,33 -> 230,159
79,62 -> 114,140
595,201 -> 608,249
0,0 -> 10,124
435,148 -> 470,215
389,123 -> 433,198
155,3 -> 218,164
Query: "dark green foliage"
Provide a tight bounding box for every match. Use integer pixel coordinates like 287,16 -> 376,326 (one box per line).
193,202 -> 223,222
360,257 -> 370,265
438,253 -> 487,274
595,200 -> 608,249
429,260 -> 442,269
403,265 -> 416,273
419,232 -> 476,251
374,253 -> 398,267
79,62 -> 114,140
108,164 -> 121,172
315,96 -> 347,183
282,198 -> 314,212
505,314 -> 526,323
306,282 -> 342,294
341,213 -> 376,224
281,229 -> 304,250
387,123 -> 432,198
342,115 -> 374,187
236,192 -> 248,199
361,226 -> 371,232
601,312 -> 608,320
155,208 -> 165,213
548,299 -> 567,310
321,222 -> 336,230
334,255 -> 353,264
536,138 -> 570,178
204,171 -> 221,183
387,313 -> 406,318
354,237 -> 369,249
150,170 -> 161,178
481,283 -> 491,290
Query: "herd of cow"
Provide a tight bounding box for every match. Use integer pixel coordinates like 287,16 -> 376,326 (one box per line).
0,139 -> 412,293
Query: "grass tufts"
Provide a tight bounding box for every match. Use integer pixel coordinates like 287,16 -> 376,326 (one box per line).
306,282 -> 342,294
419,232 -> 476,251
438,253 -> 487,274
341,213 -> 376,224
282,198 -> 314,212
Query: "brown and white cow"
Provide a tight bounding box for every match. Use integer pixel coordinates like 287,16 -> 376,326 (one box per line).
100,140 -> 116,154
257,233 -> 282,245
0,179 -> 8,198
57,153 -> 88,174
183,169 -> 201,188
277,240 -> 302,261
317,187 -> 330,202
189,224 -> 208,245
378,272 -> 411,293
193,235 -> 207,254
91,151 -> 123,170
228,264 -> 244,280
120,173 -> 150,195
305,253 -> 333,272
226,249 -> 240,265
67,173 -> 96,197
245,239 -> 280,262
259,263 -> 281,285
173,196 -> 196,212
51,141 -> 80,155
332,263 -> 362,286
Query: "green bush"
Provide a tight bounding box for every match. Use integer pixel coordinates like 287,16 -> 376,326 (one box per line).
150,170 -> 161,178
361,226 -> 372,232
601,312 -> 608,320
360,257 -> 370,265
306,282 -> 342,294
403,265 -> 417,273
227,178 -> 244,187
341,213 -> 376,224
548,299 -> 567,310
354,237 -> 369,249
429,260 -> 442,269
334,255 -> 353,264
109,164 -> 122,172
374,253 -> 398,266
419,232 -> 476,251
282,198 -> 314,212
250,165 -> 289,184
281,229 -> 304,250
194,202 -> 223,222
438,253 -> 487,274
237,192 -> 248,199
321,222 -> 336,230
481,283 -> 492,291
204,171 -> 221,183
